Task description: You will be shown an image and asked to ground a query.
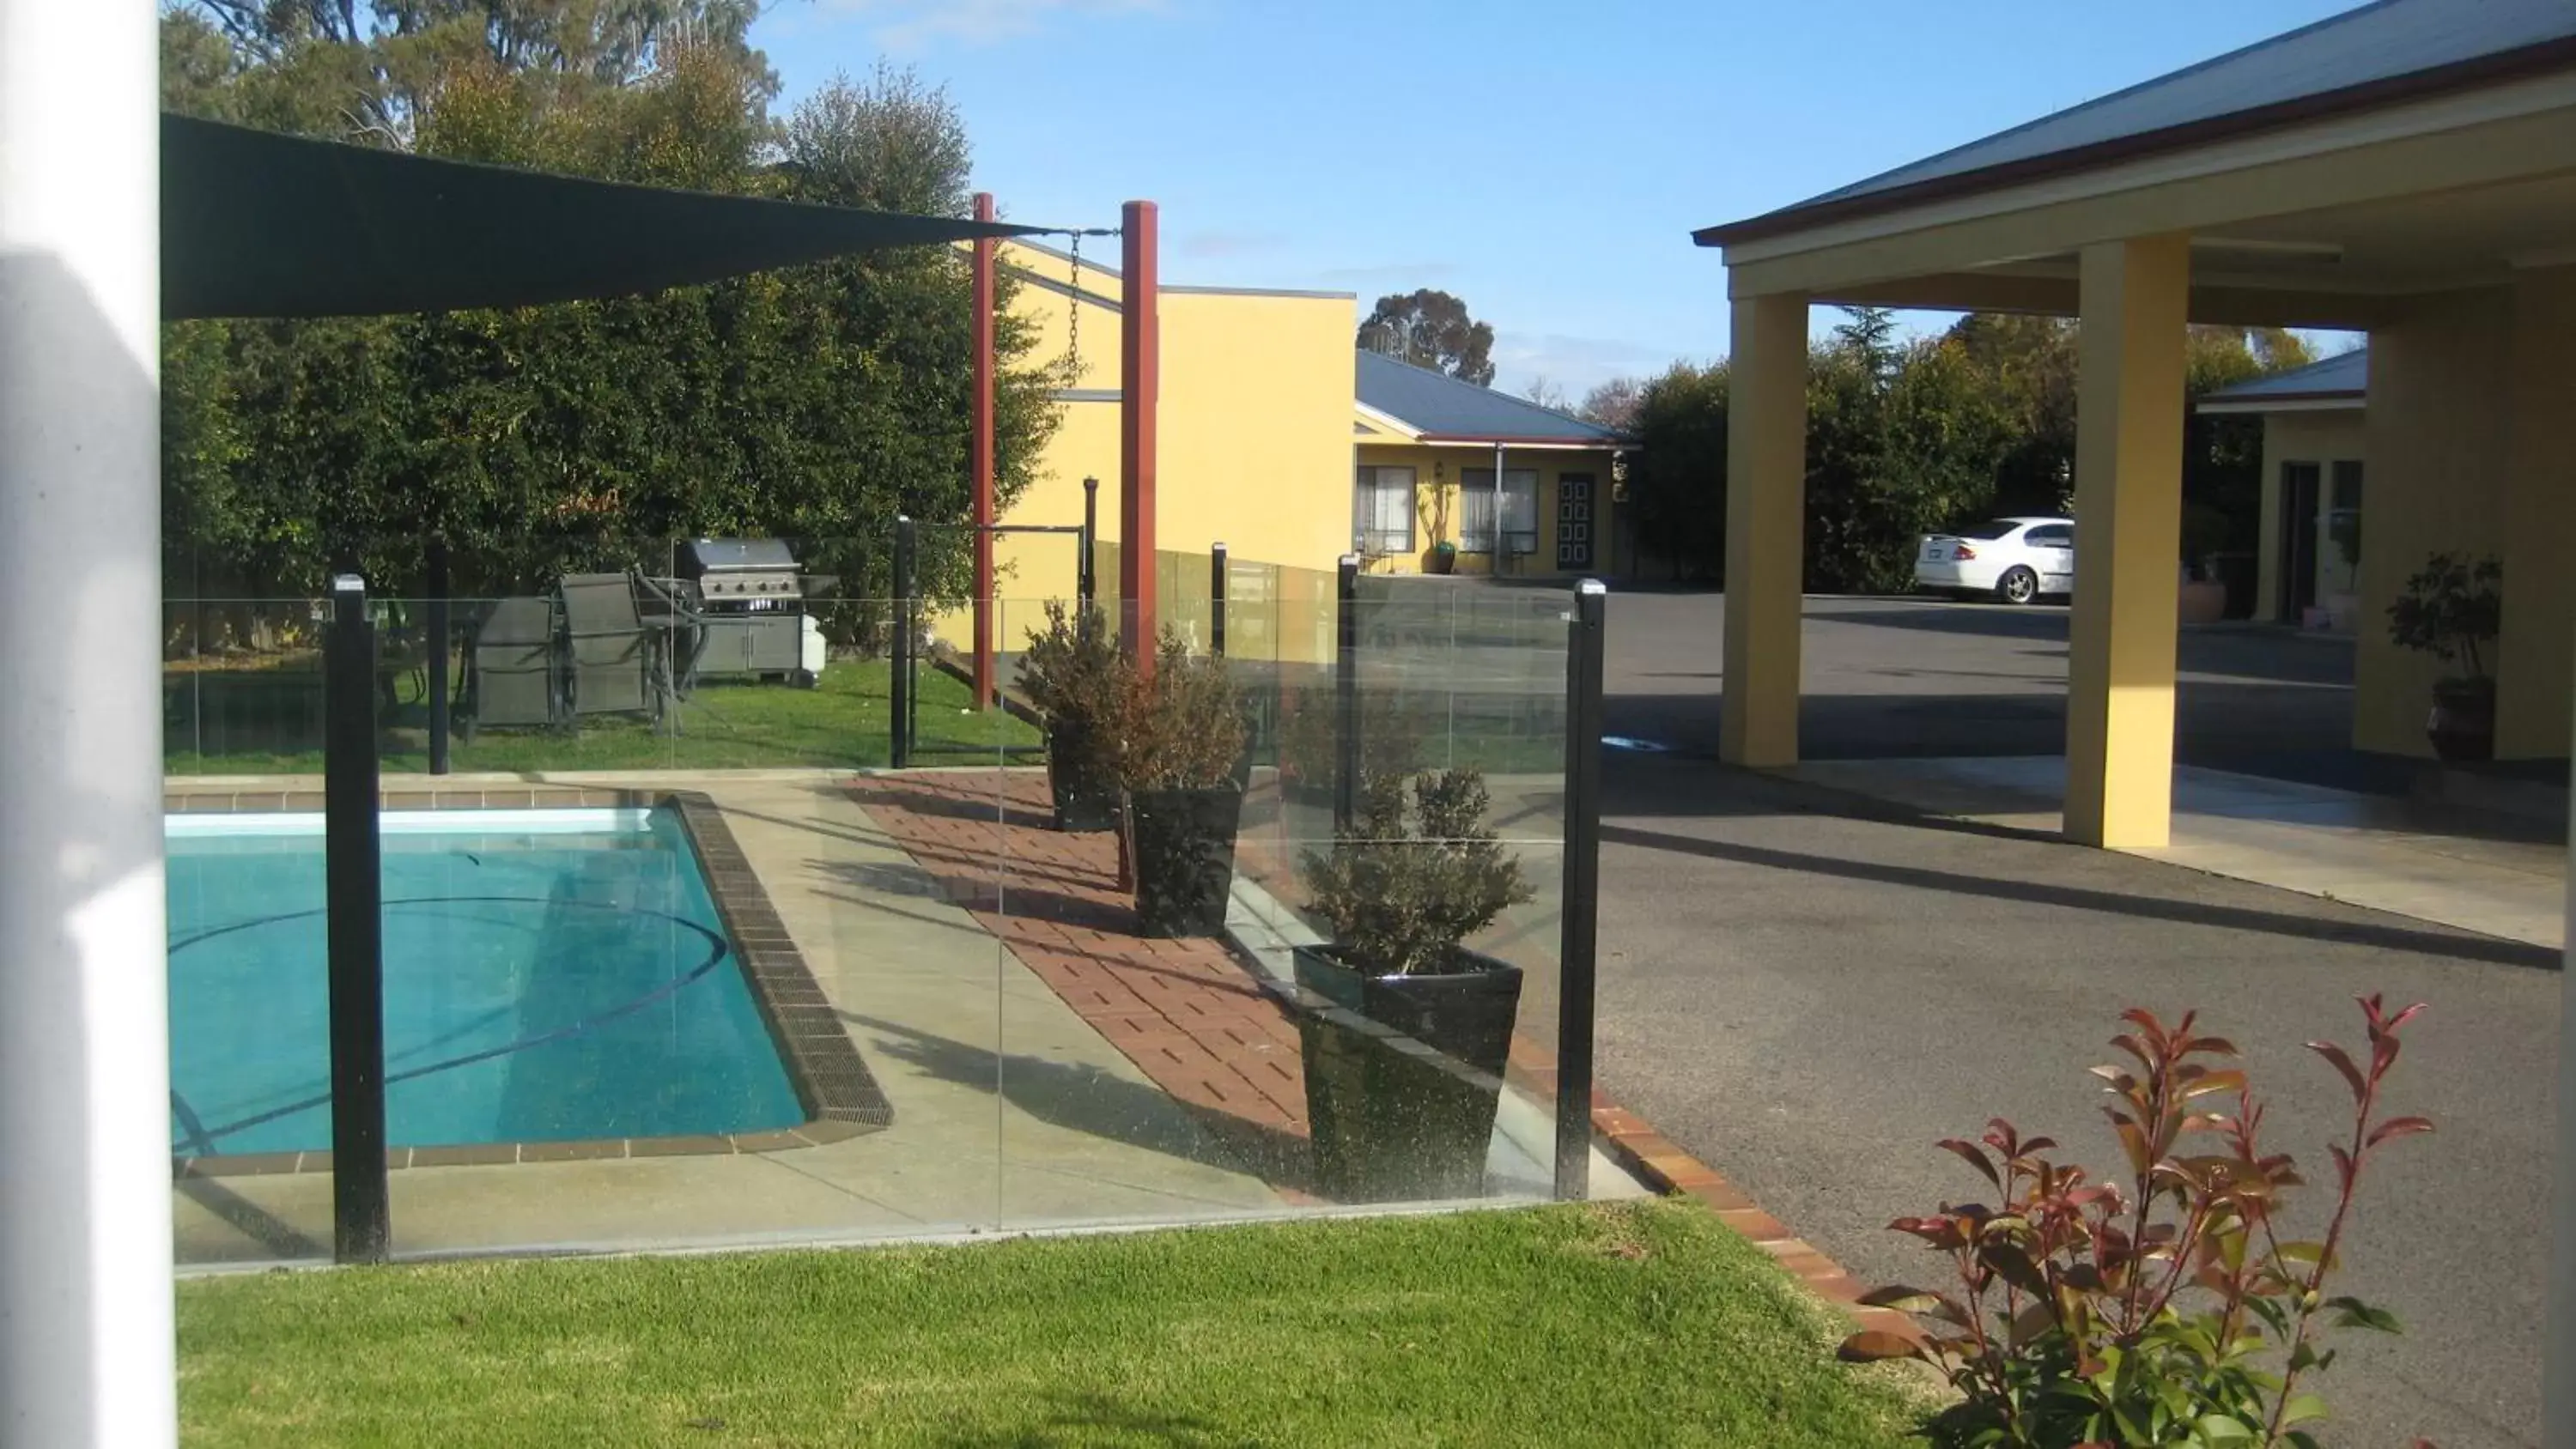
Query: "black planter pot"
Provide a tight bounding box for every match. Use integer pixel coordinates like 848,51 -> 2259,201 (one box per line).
1046,726 -> 1120,832
1291,944 -> 1523,1203
1128,783 -> 1245,937
2427,677 -> 2496,762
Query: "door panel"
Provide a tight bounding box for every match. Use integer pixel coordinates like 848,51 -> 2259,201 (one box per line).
1556,473 -> 1595,570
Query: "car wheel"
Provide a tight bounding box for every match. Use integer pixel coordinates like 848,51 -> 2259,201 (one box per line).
1996,567 -> 2039,605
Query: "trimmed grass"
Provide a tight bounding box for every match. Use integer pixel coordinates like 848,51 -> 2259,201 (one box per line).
164,657 -> 1037,775
177,1202 -> 1930,1447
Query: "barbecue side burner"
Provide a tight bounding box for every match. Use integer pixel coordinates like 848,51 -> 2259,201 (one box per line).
675,537 -> 823,686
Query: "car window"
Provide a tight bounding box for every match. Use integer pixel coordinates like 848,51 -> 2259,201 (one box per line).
2026,524 -> 2072,545
1954,519 -> 2020,540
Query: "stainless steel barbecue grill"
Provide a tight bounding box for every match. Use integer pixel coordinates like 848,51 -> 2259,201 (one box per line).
674,537 -> 821,685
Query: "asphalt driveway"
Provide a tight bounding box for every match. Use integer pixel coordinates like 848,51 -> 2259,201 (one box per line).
1585,590 -> 2557,1448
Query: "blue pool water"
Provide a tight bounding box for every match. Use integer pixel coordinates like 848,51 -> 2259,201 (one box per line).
166,808 -> 805,1157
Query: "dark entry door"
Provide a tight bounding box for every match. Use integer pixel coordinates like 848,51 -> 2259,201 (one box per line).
2280,462 -> 2320,618
1556,473 -> 1595,571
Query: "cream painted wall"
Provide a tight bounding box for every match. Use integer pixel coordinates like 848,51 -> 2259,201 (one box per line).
2250,409 -> 2366,624
2496,264 -> 2576,759
947,242 -> 1358,666
2352,289 -> 2513,757
1352,441 -> 1619,579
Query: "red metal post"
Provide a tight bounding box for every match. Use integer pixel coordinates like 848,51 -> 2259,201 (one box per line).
970,191 -> 998,706
1120,199 -> 1158,674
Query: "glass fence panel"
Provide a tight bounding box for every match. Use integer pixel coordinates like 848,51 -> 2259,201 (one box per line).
171,536 -> 1598,1261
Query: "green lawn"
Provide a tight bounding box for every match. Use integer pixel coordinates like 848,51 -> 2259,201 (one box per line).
176,1202 -> 1931,1448
165,656 -> 1038,775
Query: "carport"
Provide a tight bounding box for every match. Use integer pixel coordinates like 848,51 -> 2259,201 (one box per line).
1693,0 -> 2576,851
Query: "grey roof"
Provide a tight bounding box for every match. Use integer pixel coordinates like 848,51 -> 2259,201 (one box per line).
1356,351 -> 1625,444
2205,347 -> 2368,400
1702,0 -> 2576,242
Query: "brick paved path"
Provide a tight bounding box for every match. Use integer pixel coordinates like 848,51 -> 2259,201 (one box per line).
848,771 -> 1315,1190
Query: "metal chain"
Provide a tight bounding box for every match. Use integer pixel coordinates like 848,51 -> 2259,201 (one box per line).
1065,230 -> 1082,387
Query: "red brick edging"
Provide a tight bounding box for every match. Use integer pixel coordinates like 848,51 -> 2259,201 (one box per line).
851,769 -> 1911,1339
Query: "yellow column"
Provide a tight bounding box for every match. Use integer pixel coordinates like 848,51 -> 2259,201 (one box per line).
1721,291 -> 1808,767
2066,235 -> 2190,848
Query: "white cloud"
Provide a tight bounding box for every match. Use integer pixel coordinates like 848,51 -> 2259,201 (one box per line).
817,0 -> 1170,49
1488,332 -> 1677,398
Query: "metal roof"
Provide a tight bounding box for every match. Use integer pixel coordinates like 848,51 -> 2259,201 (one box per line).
2204,347 -> 2369,400
1355,351 -> 1625,445
1698,0 -> 2576,246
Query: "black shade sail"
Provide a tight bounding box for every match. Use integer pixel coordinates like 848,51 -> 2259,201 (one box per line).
164,112 -> 1039,320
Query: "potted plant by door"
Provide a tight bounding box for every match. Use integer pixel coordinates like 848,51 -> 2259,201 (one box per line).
1019,601 -> 1127,831
1292,768 -> 1534,1203
1121,630 -> 1248,937
1427,538 -> 1459,575
2388,551 -> 2502,761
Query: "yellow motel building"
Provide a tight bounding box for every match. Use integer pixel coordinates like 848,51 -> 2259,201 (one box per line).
1696,0 -> 2576,848
2196,349 -> 2369,634
945,240 -> 1627,662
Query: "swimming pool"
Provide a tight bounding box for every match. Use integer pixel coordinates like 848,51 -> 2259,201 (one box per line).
166,807 -> 805,1159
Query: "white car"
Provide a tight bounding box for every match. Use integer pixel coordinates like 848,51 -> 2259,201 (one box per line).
1914,516 -> 2075,605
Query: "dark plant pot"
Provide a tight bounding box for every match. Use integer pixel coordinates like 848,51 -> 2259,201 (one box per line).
1128,783 -> 1244,937
1291,944 -> 1523,1203
2427,677 -> 2496,762
1428,548 -> 1457,576
1047,726 -> 1120,832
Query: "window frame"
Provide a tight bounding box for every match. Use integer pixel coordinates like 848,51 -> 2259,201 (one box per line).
1459,468 -> 1540,555
1352,464 -> 1416,555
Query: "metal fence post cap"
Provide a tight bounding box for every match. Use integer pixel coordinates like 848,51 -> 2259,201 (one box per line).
1577,579 -> 1607,597
1339,553 -> 1359,568
1213,541 -> 1226,550
331,573 -> 364,594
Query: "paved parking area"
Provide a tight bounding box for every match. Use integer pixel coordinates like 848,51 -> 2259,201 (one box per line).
1583,589 -> 2558,1449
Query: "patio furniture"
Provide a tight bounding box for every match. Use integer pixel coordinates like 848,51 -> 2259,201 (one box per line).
558,572 -> 664,724
466,596 -> 562,737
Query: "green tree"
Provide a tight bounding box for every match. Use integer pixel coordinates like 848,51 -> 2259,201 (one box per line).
1622,361 -> 1729,580
1356,289 -> 1497,386
161,5 -> 1058,641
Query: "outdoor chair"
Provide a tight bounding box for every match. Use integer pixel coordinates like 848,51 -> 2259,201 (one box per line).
465,595 -> 563,737
558,572 -> 666,725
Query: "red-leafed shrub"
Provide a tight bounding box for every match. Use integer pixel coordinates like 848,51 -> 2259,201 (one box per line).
1842,997 -> 2432,1448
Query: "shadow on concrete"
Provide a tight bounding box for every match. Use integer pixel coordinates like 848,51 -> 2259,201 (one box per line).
841,1012 -> 1308,1191
1596,818 -> 2558,970
175,1174 -> 322,1261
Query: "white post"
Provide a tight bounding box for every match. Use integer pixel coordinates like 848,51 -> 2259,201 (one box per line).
0,2 -> 175,1446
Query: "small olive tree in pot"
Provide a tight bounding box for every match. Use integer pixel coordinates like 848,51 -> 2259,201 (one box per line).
1019,602 -> 1127,831
1293,768 -> 1533,1203
2388,551 -> 2501,761
1121,629 -> 1248,937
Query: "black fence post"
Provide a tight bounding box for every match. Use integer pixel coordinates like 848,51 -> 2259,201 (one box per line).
1334,553 -> 1359,834
891,516 -> 914,769
425,537 -> 450,776
324,574 -> 391,1261
1210,541 -> 1228,658
1554,579 -> 1607,1201
1078,476 -> 1099,625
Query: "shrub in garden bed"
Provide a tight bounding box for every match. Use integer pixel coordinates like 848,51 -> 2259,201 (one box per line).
1843,997 -> 2434,1448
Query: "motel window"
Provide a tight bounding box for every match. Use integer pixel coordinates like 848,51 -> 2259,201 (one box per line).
1353,465 -> 1415,555
1458,469 -> 1539,555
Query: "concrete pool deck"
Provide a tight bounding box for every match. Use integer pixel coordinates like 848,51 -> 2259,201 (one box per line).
169,769 -> 1288,1264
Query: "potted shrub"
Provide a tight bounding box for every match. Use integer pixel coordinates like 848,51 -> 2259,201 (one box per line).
1427,537 -> 1458,575
1018,601 -> 1127,831
2388,551 -> 2501,761
1121,629 -> 1248,937
1292,768 -> 1534,1203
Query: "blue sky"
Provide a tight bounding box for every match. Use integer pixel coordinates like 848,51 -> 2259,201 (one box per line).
750,0 -> 2359,397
